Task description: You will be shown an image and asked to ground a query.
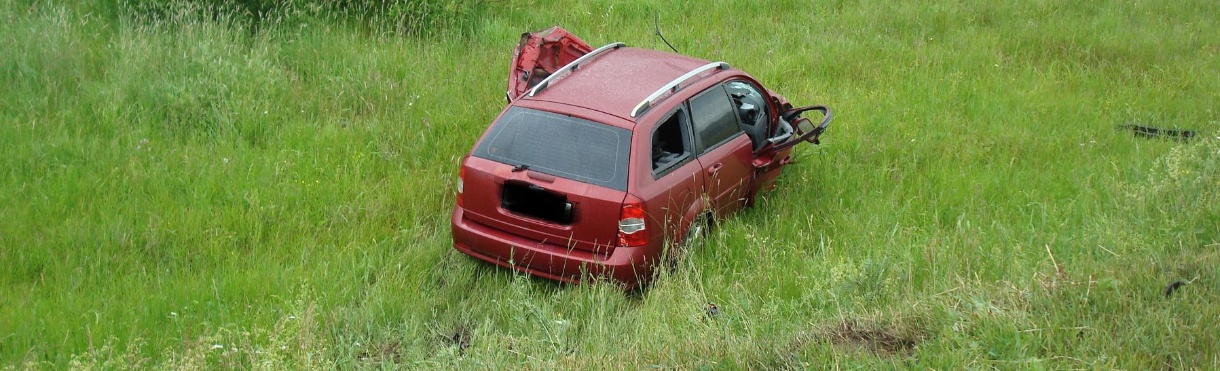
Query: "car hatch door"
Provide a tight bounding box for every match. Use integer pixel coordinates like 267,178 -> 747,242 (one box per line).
506,26 -> 593,102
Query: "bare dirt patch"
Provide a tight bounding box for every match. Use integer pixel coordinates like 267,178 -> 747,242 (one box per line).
781,317 -> 928,360
820,319 -> 923,356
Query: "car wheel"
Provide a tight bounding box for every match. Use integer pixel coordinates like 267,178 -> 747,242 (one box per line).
665,213 -> 712,270
682,213 -> 711,247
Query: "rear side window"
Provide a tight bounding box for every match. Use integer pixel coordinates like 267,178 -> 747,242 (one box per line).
651,108 -> 691,178
689,86 -> 742,153
473,107 -> 632,191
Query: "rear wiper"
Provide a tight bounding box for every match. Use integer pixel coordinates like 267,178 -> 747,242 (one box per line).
511,164 -> 530,172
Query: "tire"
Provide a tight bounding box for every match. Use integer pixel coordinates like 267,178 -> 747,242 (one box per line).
665,213 -> 711,270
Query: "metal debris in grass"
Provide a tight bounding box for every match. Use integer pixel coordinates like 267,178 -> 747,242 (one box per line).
438,325 -> 472,355
1164,280 -> 1186,298
1164,276 -> 1198,298
1118,123 -> 1197,142
1160,249 -> 1215,299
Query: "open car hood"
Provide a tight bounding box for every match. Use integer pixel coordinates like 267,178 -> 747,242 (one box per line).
506,26 -> 593,102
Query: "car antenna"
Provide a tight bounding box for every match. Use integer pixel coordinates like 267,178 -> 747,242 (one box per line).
654,11 -> 679,54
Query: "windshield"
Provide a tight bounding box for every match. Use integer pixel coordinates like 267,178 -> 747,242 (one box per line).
473,107 -> 632,191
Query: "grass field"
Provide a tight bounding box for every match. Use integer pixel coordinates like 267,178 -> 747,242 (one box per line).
2,0 -> 1218,369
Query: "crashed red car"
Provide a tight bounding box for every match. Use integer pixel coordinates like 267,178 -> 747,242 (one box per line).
451,27 -> 832,289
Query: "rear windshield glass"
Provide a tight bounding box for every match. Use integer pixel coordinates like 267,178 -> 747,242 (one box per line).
473,107 -> 631,191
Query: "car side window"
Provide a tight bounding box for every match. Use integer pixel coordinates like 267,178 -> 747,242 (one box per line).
726,81 -> 769,130
651,108 -> 692,178
726,80 -> 771,150
689,85 -> 743,154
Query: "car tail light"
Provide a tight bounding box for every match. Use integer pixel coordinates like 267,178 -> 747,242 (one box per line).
456,166 -> 466,207
617,195 -> 647,247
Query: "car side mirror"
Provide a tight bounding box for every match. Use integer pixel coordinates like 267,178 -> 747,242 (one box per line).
795,117 -> 816,136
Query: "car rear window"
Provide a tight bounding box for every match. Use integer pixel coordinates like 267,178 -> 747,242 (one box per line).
473,107 -> 632,191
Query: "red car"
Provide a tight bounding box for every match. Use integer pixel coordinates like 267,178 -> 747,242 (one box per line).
451,27 -> 831,289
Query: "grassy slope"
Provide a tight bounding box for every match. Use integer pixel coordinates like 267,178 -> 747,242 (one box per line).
2,0 -> 1217,369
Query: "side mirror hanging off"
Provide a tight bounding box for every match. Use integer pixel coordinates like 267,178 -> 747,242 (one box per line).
768,105 -> 832,151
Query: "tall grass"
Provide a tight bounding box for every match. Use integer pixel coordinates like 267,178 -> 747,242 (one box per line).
120,0 -> 486,36
1,0 -> 1217,369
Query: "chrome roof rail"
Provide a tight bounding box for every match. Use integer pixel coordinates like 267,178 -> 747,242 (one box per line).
528,42 -> 626,97
631,61 -> 730,118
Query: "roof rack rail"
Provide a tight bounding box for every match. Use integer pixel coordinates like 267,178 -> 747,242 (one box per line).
528,42 -> 626,97
630,61 -> 730,117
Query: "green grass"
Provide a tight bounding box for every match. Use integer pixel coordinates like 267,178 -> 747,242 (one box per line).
2,0 -> 1218,369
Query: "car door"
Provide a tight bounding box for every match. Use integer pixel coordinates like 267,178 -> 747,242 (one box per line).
688,84 -> 754,219
727,79 -> 833,202
638,106 -> 705,244
724,80 -> 793,199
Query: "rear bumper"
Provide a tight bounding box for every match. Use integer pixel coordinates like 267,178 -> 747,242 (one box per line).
451,206 -> 653,288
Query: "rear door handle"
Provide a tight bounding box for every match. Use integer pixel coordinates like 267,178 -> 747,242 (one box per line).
707,163 -> 723,175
